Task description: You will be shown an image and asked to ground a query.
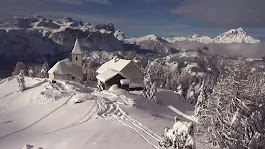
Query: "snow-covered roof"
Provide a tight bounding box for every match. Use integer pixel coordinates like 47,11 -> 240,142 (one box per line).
96,58 -> 143,74
129,83 -> 143,88
120,79 -> 130,85
96,69 -> 121,83
96,58 -> 131,74
48,58 -> 83,80
71,39 -> 82,55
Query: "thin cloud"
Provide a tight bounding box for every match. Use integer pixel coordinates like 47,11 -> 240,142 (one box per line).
85,0 -> 111,5
56,0 -> 111,5
171,0 -> 265,28
57,0 -> 83,5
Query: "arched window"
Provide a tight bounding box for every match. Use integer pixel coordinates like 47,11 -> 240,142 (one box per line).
76,57 -> 78,60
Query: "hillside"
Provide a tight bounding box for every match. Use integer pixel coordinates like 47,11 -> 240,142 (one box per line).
0,77 -> 213,149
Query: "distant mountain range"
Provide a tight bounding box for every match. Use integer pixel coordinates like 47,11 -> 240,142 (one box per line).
0,15 -> 262,65
0,15 -> 123,63
152,28 -> 260,44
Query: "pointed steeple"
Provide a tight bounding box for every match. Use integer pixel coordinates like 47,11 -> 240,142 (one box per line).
71,39 -> 82,55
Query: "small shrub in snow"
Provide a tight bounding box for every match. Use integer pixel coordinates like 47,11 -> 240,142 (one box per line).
159,117 -> 196,149
17,70 -> 26,92
22,144 -> 33,149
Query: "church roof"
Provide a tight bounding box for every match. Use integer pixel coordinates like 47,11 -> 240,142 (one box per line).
71,39 -> 82,55
48,58 -> 83,80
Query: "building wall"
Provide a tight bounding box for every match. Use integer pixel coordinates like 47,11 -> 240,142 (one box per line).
72,54 -> 82,67
49,73 -> 55,80
104,74 -> 124,90
121,62 -> 144,84
49,73 -> 81,83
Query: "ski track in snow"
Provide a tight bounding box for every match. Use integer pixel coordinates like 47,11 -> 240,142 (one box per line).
41,100 -> 98,136
168,105 -> 197,122
0,80 -> 76,141
92,91 -> 161,149
0,95 -> 74,141
0,91 -> 17,101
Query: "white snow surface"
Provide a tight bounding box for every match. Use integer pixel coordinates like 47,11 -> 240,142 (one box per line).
0,77 -> 213,149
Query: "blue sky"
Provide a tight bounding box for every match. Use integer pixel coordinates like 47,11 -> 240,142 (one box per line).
1,0 -> 265,38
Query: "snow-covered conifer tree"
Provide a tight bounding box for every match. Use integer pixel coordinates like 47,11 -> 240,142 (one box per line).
17,70 -> 26,92
40,62 -> 49,78
150,82 -> 158,103
187,82 -> 196,104
28,68 -> 34,78
83,62 -> 97,81
197,61 -> 265,148
12,62 -> 26,76
143,65 -> 157,103
194,89 -> 205,118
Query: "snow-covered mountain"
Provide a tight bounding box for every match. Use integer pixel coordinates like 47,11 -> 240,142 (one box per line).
212,27 -> 260,44
0,15 -> 123,63
163,34 -> 213,44
162,28 -> 260,44
114,30 -> 125,41
124,34 -> 176,54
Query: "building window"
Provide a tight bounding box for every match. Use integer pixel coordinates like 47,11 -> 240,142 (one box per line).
72,76 -> 75,80
76,57 -> 78,60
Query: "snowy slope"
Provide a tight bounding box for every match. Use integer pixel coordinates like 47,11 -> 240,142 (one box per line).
0,77 -> 213,149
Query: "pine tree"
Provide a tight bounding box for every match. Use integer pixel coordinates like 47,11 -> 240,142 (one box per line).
12,62 -> 26,76
83,61 -> 97,81
176,84 -> 184,100
143,66 -> 157,103
194,89 -> 206,118
28,68 -> 34,78
187,82 -> 196,104
197,61 -> 265,148
17,70 -> 26,92
40,62 -> 49,78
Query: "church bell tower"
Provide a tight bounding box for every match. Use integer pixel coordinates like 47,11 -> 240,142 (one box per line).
71,39 -> 83,68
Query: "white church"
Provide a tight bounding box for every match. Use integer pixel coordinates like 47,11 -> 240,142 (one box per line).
48,39 -> 144,90
48,39 -> 84,83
